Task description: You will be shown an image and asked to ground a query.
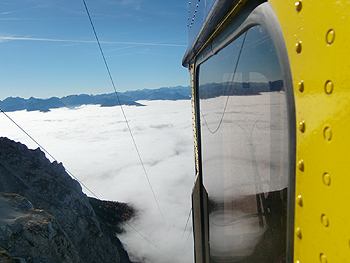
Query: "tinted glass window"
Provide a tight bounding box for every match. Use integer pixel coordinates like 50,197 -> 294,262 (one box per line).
198,25 -> 288,262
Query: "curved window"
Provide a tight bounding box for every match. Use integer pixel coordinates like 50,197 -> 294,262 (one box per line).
198,25 -> 288,262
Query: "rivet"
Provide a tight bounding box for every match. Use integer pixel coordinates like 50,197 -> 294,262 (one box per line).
324,127 -> 332,141
298,81 -> 304,93
297,195 -> 303,207
296,41 -> 302,53
321,214 -> 329,227
323,173 -> 331,186
295,1 -> 302,12
299,120 -> 306,133
326,29 -> 335,45
325,80 -> 333,95
296,227 -> 302,239
320,253 -> 327,263
298,159 -> 304,172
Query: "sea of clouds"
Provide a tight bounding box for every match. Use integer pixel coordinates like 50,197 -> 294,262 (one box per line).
0,100 -> 195,263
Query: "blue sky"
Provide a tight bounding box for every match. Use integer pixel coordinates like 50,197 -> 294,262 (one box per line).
0,0 -> 190,100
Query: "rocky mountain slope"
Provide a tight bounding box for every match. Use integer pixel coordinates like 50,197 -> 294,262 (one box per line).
0,137 -> 133,263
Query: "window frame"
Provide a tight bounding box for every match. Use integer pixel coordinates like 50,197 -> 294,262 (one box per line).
192,2 -> 296,262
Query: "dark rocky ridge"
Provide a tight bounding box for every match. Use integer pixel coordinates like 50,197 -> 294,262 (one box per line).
0,137 -> 133,263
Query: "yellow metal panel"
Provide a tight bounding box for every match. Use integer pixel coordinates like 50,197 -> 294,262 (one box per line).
268,0 -> 350,261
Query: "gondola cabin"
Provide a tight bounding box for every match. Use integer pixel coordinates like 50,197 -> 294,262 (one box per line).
182,0 -> 350,262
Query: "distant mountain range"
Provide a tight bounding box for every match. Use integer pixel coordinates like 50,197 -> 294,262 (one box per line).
0,86 -> 191,113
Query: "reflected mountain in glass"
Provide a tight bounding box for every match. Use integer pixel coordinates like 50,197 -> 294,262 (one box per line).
199,80 -> 284,100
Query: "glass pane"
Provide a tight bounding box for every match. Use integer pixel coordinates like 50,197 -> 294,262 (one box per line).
198,25 -> 288,263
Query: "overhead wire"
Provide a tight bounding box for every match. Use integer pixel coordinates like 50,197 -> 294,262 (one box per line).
184,225 -> 193,250
81,0 -> 169,231
182,208 -> 192,238
124,222 -> 168,254
181,208 -> 193,250
200,30 -> 248,134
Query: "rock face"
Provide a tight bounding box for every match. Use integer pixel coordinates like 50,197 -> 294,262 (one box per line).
0,193 -> 80,262
0,137 -> 133,263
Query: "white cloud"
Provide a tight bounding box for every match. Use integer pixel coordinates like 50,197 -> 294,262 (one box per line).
0,100 -> 195,263
0,36 -> 186,47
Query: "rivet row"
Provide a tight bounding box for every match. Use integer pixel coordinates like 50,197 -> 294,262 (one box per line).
295,3 -> 337,261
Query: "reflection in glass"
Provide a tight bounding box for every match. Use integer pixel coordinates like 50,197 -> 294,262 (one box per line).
198,25 -> 288,262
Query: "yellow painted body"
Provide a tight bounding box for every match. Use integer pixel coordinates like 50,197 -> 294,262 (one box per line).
269,0 -> 350,262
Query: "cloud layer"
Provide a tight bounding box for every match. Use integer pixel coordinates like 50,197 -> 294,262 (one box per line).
0,100 -> 195,263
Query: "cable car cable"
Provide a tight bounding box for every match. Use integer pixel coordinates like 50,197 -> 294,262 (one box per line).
124,222 -> 168,254
183,225 -> 192,250
181,208 -> 192,238
200,30 -> 248,134
81,0 -> 169,232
